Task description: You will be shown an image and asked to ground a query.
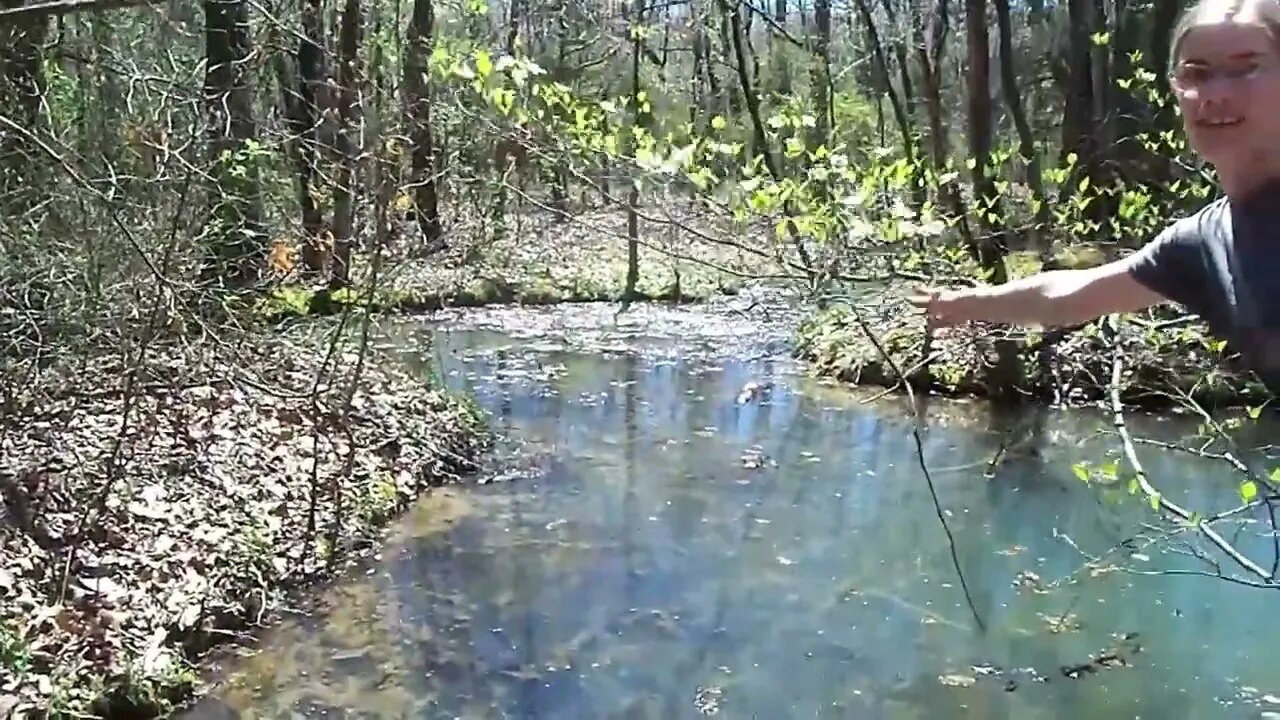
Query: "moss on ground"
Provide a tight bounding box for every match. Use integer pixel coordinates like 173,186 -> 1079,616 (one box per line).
794,290 -> 1274,410
0,330 -> 490,718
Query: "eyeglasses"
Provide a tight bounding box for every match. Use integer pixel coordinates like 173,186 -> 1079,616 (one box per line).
1171,61 -> 1278,91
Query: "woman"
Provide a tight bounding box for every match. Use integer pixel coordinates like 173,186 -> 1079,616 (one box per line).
910,0 -> 1280,388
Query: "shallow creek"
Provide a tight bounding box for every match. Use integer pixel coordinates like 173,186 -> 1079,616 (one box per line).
184,288 -> 1280,719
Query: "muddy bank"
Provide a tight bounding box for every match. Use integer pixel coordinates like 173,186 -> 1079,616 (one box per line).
0,329 -> 490,718
794,292 -> 1274,410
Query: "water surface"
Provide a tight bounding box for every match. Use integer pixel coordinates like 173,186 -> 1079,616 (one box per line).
186,294 -> 1280,719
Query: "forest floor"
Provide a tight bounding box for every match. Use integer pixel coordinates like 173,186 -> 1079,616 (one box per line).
0,327 -> 490,717
259,206 -> 790,320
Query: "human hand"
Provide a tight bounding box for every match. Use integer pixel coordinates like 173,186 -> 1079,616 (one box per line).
906,286 -> 970,329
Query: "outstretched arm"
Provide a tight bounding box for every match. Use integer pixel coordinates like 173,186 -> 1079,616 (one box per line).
908,257 -> 1169,329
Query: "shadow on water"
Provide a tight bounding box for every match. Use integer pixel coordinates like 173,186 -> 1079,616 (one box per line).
185,295 -> 1280,719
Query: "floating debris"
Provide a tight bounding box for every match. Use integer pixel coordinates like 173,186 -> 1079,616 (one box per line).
1038,611 -> 1082,634
694,685 -> 724,716
1060,632 -> 1142,679
960,632 -> 1142,693
938,673 -> 976,688
1012,570 -> 1048,594
740,446 -> 776,469
736,381 -> 771,405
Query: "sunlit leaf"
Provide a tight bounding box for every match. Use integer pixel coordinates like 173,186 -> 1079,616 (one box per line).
1072,463 -> 1090,483
1241,480 -> 1259,503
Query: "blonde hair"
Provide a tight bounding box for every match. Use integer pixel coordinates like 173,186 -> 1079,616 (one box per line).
1169,0 -> 1280,71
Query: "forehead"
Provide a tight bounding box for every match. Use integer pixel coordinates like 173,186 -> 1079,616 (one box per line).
1179,17 -> 1278,61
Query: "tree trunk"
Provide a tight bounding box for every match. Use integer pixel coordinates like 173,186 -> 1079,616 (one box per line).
273,0 -> 329,272
773,0 -> 790,96
623,0 -> 644,302
505,0 -> 521,54
0,1 -> 48,214
809,0 -> 832,158
1058,0 -> 1095,203
913,0 -> 968,239
965,0 -> 1020,396
853,0 -> 924,207
405,0 -> 443,247
995,0 -> 1050,260
328,0 -> 361,290
203,0 -> 266,288
719,0 -> 816,281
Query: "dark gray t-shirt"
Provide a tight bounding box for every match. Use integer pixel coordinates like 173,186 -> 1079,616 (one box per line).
1126,181 -> 1280,390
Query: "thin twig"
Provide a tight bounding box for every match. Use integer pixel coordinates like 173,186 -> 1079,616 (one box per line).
0,0 -> 163,20
835,298 -> 986,632
1107,327 -> 1274,584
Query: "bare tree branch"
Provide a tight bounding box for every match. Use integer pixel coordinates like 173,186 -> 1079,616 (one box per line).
1108,327 -> 1275,584
0,0 -> 164,21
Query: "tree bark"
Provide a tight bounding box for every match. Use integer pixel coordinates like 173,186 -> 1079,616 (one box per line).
203,0 -> 266,288
405,0 -> 442,246
328,0 -> 360,289
0,1 -> 48,214
995,0 -> 1050,260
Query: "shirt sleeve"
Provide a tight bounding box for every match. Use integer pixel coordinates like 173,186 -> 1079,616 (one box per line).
1123,217 -> 1206,311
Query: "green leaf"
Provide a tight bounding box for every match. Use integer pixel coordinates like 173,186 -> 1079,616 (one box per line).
1241,480 -> 1259,503
1072,463 -> 1090,483
710,115 -> 727,130
1149,491 -> 1160,511
490,87 -> 514,115
635,145 -> 660,170
474,49 -> 493,78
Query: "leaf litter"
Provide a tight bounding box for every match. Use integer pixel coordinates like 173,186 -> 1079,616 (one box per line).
0,329 -> 489,717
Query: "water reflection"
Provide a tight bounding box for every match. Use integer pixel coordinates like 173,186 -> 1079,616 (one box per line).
186,312 -> 1280,719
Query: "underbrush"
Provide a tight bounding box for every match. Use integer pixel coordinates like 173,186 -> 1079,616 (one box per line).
0,329 -> 490,717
